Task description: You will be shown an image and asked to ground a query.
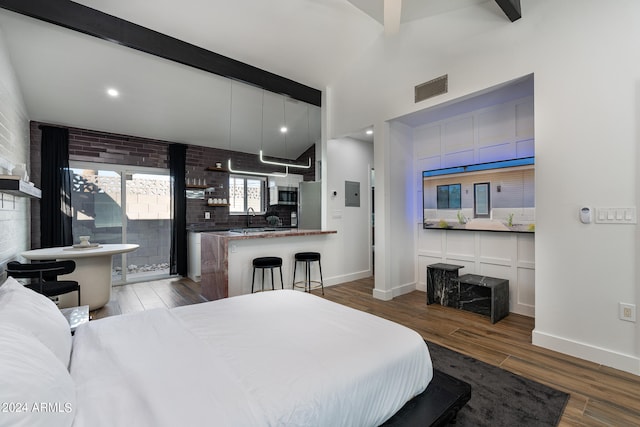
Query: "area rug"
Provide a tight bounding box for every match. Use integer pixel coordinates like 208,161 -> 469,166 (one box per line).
426,341 -> 569,426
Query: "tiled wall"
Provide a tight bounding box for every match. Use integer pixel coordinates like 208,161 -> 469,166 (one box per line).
29,122 -> 315,246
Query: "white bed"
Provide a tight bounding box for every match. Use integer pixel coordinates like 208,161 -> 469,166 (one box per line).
0,277 -> 432,427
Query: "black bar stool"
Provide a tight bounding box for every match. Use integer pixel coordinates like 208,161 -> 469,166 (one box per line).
292,252 -> 324,295
252,257 -> 284,293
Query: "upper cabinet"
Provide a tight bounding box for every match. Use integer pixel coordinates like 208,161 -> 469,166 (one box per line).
268,173 -> 304,188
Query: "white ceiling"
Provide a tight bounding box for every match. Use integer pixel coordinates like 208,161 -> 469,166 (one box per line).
347,0 -> 490,25
0,0 -> 496,157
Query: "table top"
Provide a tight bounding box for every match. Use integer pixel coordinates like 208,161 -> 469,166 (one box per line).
427,263 -> 464,271
22,243 -> 139,260
453,273 -> 508,287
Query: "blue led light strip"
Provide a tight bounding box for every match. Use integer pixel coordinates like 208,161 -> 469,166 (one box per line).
423,157 -> 534,178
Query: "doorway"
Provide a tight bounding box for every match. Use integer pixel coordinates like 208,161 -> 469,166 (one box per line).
69,162 -> 171,284
474,182 -> 491,218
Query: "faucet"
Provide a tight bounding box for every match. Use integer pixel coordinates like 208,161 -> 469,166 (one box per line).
246,207 -> 255,227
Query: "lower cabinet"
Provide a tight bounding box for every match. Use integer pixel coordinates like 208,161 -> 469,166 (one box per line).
188,232 -> 201,282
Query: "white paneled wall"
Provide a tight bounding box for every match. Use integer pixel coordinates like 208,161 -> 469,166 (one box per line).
416,96 -> 534,170
414,95 -> 535,317
416,228 -> 535,316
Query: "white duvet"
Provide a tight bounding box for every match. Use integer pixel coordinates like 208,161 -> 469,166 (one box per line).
70,290 -> 432,427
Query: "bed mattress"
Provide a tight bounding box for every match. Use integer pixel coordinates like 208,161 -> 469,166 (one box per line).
70,290 -> 432,426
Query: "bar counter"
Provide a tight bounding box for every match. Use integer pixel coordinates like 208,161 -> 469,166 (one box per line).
200,229 -> 337,300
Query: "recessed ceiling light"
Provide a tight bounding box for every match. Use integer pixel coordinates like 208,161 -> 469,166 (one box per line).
366,129 -> 373,135
107,88 -> 119,97
280,126 -> 288,133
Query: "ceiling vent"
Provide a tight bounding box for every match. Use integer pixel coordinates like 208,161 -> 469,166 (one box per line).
415,75 -> 448,103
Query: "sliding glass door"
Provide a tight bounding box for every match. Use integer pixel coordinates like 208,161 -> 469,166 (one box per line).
69,162 -> 171,284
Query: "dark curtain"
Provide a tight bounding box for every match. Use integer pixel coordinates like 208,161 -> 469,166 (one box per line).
169,143 -> 187,276
40,126 -> 73,248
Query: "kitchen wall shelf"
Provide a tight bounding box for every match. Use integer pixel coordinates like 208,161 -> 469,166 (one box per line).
186,184 -> 209,189
0,176 -> 41,198
205,166 -> 229,173
207,203 -> 230,207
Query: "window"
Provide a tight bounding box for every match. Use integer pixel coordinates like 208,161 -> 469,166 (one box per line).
229,175 -> 266,214
436,184 -> 461,209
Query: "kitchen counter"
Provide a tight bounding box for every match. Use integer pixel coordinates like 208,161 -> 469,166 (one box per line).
220,228 -> 333,239
186,225 -> 297,233
200,229 -> 337,300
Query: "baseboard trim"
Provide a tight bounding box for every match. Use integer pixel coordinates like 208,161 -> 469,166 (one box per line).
392,281 -> 416,298
532,329 -> 640,375
512,303 -> 534,318
373,288 -> 393,301
324,270 -> 371,288
372,281 -> 417,301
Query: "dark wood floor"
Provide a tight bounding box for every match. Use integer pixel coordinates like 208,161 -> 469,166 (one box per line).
92,277 -> 640,426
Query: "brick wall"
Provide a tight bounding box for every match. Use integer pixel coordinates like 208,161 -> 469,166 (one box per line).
29,122 -> 315,247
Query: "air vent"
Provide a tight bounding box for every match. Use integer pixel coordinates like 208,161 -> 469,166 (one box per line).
415,75 -> 448,103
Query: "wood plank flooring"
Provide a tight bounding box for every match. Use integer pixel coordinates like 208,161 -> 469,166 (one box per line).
91,276 -> 640,426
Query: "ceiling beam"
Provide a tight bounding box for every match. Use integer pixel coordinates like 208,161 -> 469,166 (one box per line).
494,0 -> 522,22
383,0 -> 402,36
0,0 -> 322,107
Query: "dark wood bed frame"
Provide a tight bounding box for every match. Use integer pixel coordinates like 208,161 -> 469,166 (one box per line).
382,369 -> 472,426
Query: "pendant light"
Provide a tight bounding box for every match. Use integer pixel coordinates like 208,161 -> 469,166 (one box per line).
226,82 -> 288,177
259,95 -> 311,169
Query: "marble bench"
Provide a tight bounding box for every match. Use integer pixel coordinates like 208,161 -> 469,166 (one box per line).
453,274 -> 509,324
426,263 -> 509,324
426,263 -> 463,307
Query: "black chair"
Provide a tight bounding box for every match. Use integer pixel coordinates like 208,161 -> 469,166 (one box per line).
292,252 -> 324,295
6,260 -> 81,306
251,257 -> 284,293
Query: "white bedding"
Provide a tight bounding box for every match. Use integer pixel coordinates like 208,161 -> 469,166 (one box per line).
70,290 -> 432,427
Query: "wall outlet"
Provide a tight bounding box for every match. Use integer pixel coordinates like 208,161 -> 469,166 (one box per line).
619,303 -> 636,322
204,212 -> 210,219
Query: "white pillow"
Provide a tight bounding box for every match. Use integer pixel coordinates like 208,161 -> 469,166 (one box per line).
0,324 -> 76,427
0,276 -> 72,368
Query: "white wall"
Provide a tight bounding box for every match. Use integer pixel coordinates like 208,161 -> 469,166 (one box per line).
388,122 -> 416,297
326,0 -> 640,374
0,27 -> 30,277
324,137 -> 373,284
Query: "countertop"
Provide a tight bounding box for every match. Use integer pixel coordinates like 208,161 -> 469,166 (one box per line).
203,228 -> 336,240
187,225 -> 296,233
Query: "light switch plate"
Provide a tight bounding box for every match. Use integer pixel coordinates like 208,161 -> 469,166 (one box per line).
595,207 -> 636,224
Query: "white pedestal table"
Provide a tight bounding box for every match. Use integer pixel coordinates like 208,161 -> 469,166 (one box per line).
21,244 -> 139,310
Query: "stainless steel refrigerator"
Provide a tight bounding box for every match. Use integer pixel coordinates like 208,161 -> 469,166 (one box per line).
297,181 -> 321,229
